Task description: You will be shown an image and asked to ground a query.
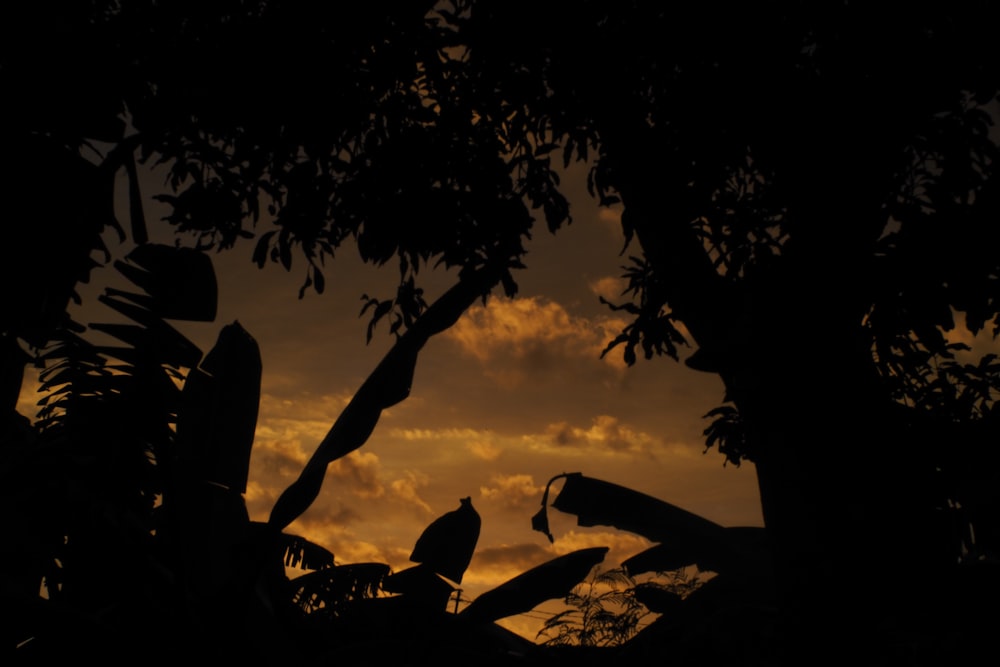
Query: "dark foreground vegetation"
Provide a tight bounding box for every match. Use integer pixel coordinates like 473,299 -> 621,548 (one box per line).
3,2 -> 999,664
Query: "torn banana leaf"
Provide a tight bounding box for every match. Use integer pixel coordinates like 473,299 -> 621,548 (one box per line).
534,474 -> 768,576
534,473 -> 725,544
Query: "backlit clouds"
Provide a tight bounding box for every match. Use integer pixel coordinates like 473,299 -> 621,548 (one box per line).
389,427 -> 490,442
480,474 -> 544,511
390,469 -> 433,513
384,416 -> 661,463
466,439 -> 501,461
546,415 -> 653,452
525,415 -> 659,457
464,542 -> 551,585
588,275 -> 628,302
444,296 -> 630,383
552,530 -> 652,566
328,451 -> 384,499
386,426 -> 504,461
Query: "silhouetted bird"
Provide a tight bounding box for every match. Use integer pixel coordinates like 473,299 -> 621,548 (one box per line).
409,496 -> 481,583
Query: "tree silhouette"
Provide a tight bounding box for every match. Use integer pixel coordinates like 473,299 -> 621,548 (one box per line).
444,0 -> 1000,661
4,1 -> 1000,663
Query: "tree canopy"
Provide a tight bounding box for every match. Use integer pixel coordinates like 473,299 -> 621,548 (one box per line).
4,1 -> 1000,663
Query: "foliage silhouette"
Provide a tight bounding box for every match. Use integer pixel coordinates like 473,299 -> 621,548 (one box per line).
536,566 -> 703,648
443,1 -> 1000,661
533,472 -> 775,659
2,243 -> 609,662
4,0 -> 1000,663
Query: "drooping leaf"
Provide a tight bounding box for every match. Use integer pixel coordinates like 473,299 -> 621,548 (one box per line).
459,547 -> 609,624
542,473 -> 726,545
268,265 -> 502,531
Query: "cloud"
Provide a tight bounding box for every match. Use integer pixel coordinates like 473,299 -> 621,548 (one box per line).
384,427 -> 503,461
328,451 -> 384,499
444,296 -> 629,384
525,415 -> 659,457
464,543 -> 551,586
383,417 -> 662,464
389,427 -> 490,442
588,275 -> 628,302
390,470 -> 432,513
258,390 -> 354,422
480,474 -> 544,511
466,440 -> 501,461
552,530 -> 653,569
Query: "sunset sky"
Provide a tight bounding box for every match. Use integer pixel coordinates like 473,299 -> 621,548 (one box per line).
17,160 -> 764,639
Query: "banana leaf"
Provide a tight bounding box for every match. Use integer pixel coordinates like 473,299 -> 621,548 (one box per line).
410,497 -> 480,583
280,533 -> 335,570
267,265 -> 502,531
291,563 -> 390,614
622,527 -> 769,576
176,322 -> 261,493
115,244 -> 218,322
383,564 -> 455,611
95,295 -> 203,370
459,546 -> 608,623
535,474 -> 770,578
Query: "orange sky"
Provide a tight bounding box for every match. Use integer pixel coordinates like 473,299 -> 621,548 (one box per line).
16,160 -> 765,640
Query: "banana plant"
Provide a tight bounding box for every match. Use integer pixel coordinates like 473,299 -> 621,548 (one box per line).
532,472 -> 777,658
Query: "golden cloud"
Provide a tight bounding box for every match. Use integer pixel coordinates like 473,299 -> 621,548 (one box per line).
479,474 -> 544,511
389,427 -> 489,441
258,390 -> 353,421
327,451 -> 384,499
444,296 -> 630,383
463,542 -> 551,586
390,470 -> 432,513
521,415 -> 659,458
552,530 -> 653,568
588,275 -> 628,302
384,427 -> 503,461
466,440 -> 501,461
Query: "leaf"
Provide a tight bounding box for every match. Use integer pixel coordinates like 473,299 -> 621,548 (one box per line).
267,266 -> 504,531
459,547 -> 609,623
410,497 -> 480,584
382,563 -> 455,611
313,267 -> 325,294
252,230 -> 276,268
176,321 -> 262,493
622,526 -> 768,576
94,296 -> 204,370
291,562 -> 390,613
280,533 -> 335,570
121,244 -> 218,322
